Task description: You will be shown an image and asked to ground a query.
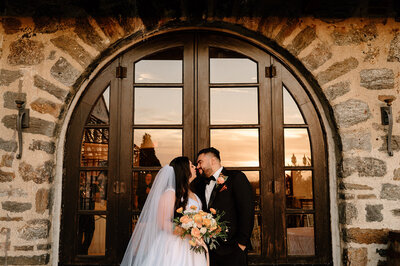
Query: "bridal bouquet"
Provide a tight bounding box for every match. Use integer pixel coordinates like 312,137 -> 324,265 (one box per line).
173,206 -> 228,253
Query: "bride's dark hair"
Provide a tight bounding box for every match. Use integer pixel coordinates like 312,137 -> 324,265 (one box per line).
169,156 -> 191,213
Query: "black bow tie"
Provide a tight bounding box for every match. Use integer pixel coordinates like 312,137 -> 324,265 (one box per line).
204,176 -> 216,185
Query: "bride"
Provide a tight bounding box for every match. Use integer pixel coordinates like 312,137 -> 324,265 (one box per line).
121,156 -> 207,266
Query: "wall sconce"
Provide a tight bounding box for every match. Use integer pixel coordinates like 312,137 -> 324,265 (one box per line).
379,95 -> 396,156
15,100 -> 30,159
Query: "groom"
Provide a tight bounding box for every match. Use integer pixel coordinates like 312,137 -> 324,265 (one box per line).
194,147 -> 254,266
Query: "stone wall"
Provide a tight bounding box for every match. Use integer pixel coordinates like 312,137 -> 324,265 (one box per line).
0,13 -> 399,266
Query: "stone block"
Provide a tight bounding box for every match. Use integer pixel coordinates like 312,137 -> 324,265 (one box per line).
366,204 -> 384,222
360,68 -> 394,90
19,160 -> 54,184
30,98 -> 61,118
339,193 -> 356,200
287,26 -> 317,56
0,137 -> 17,153
342,157 -> 386,177
50,57 -> 80,87
379,135 -> 400,153
35,188 -> 49,214
94,17 -> 124,40
388,33 -> 400,62
391,209 -> 400,216
74,17 -> 106,51
274,18 -> 299,45
333,99 -> 370,128
0,169 -> 15,182
18,219 -> 50,240
3,91 -> 27,110
14,245 -> 34,251
301,43 -> 332,71
0,187 -> 27,197
341,131 -> 371,151
339,202 -> 358,225
393,168 -> 400,181
34,75 -> 69,101
316,57 -> 358,85
0,254 -> 49,265
357,194 -> 377,199
1,154 -> 14,167
339,182 -> 373,190
29,140 -> 55,154
344,228 -> 389,244
332,24 -> 377,45
0,216 -> 22,221
1,17 -> 22,34
343,247 -> 368,266
2,115 -> 56,137
50,35 -> 92,67
323,81 -> 351,101
37,243 -> 51,250
2,201 -> 31,212
8,39 -> 45,66
0,69 -> 23,86
381,183 -> 400,200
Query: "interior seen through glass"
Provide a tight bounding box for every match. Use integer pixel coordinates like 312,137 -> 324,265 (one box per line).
287,214 -> 315,256
77,215 -> 106,256
284,128 -> 311,167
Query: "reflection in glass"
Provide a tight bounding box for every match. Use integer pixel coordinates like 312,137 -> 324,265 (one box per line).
243,171 -> 261,255
210,47 -> 257,83
87,86 -> 110,125
133,129 -> 182,166
134,87 -> 182,124
285,171 -> 313,209
132,171 -> 157,211
287,214 -> 315,256
210,129 -> 259,167
78,215 -> 106,255
80,171 -> 108,211
210,87 -> 258,125
135,47 -> 183,83
81,128 -> 109,167
283,86 -> 304,124
284,128 -> 311,166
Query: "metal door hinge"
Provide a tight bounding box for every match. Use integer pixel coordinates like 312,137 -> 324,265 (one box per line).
265,65 -> 276,78
268,180 -> 275,193
116,66 -> 127,79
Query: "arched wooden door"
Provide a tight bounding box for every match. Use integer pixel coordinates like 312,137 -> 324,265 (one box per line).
61,32 -> 332,265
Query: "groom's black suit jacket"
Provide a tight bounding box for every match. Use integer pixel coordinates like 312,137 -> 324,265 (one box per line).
193,168 -> 254,255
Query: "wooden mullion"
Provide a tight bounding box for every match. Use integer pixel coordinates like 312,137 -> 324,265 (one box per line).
134,83 -> 183,87
132,125 -> 183,129
209,124 -> 260,129
210,83 -> 260,87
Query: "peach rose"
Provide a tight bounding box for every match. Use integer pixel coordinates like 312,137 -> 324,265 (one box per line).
191,227 -> 201,239
209,208 -> 217,215
217,176 -> 225,184
193,214 -> 203,224
203,218 -> 211,228
189,239 -> 197,247
210,226 -> 217,231
176,207 -> 183,213
199,211 -> 207,216
190,205 -> 197,210
173,226 -> 184,236
180,215 -> 191,224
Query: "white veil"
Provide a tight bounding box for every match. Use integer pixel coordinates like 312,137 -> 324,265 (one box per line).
121,165 -> 176,266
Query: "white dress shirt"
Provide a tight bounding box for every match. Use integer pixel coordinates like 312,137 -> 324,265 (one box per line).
205,166 -> 223,206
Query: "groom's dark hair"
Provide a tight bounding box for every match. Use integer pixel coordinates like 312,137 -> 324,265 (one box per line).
197,147 -> 221,161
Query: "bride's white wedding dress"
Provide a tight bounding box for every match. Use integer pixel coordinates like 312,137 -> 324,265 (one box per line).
120,165 -> 207,266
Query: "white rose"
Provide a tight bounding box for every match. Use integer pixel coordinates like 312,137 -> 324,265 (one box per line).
200,227 -> 207,234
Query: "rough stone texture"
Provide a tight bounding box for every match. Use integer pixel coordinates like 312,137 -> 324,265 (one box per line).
344,228 -> 389,244
323,81 -> 351,101
2,201 -> 32,212
332,24 -> 377,45
333,99 -> 371,128
35,188 -> 49,214
391,209 -> 400,216
8,39 -> 45,66
341,131 -> 371,151
379,135 -> 400,153
74,17 -> 107,51
50,57 -> 80,87
29,140 -> 55,154
3,91 -> 27,110
1,17 -> 22,34
342,157 -> 386,177
1,154 -> 14,167
50,35 -> 92,67
0,254 -> 49,265
30,98 -> 61,118
339,182 -> 373,190
316,57 -> 359,85
0,169 -> 15,182
274,18 -> 299,44
0,138 -> 17,152
18,219 -> 50,240
301,43 -> 332,71
0,69 -> 23,86
0,216 -> 22,221
339,202 -> 358,225
37,244 -> 51,250
366,204 -> 384,222
357,194 -> 377,199
343,247 -> 368,266
393,168 -> 400,181
19,160 -> 54,184
0,187 -> 27,197
360,68 -> 394,90
388,32 -> 400,62
2,115 -> 56,137
94,17 -> 124,40
34,75 -> 69,101
339,193 -> 356,200
14,245 -> 34,251
381,183 -> 400,200
287,26 -> 317,56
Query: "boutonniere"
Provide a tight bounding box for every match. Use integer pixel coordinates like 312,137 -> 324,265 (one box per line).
216,173 -> 228,191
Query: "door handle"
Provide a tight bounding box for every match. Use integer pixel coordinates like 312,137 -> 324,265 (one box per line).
268,181 -> 275,193
113,181 -> 126,194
